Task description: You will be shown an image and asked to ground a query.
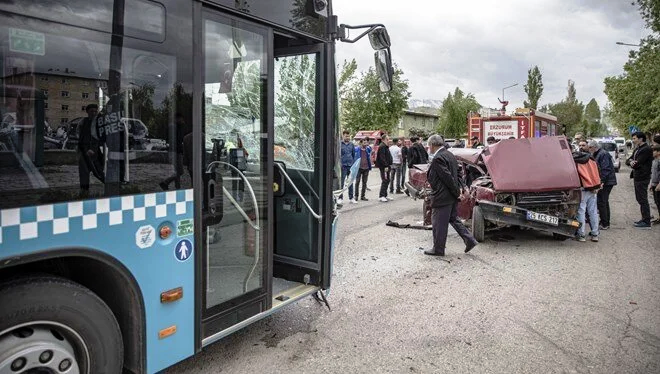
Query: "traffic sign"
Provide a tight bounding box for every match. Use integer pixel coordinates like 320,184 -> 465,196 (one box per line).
9,28 -> 45,56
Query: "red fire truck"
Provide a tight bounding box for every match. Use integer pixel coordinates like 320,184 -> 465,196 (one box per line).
468,108 -> 560,144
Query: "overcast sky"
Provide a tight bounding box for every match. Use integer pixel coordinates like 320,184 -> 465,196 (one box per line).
333,0 -> 650,111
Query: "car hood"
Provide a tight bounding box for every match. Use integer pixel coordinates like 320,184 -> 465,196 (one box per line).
480,136 -> 581,192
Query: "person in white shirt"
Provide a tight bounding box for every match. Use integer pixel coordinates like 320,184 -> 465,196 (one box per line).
389,139 -> 403,194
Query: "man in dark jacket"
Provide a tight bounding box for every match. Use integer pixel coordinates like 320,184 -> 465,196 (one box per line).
588,140 -> 617,229
375,134 -> 393,202
424,135 -> 477,256
339,130 -> 356,204
626,131 -> 653,228
77,104 -> 105,194
408,136 -> 429,167
399,138 -> 409,195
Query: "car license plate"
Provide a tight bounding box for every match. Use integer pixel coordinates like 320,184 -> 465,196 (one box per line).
526,211 -> 559,226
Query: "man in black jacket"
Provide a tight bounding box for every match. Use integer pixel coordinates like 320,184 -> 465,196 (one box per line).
77,104 -> 105,194
626,131 -> 653,228
375,134 -> 393,202
424,135 -> 477,256
588,140 -> 617,229
407,136 -> 429,167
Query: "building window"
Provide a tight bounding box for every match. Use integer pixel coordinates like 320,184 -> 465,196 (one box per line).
44,102 -> 48,109
61,91 -> 69,97
82,106 -> 86,111
61,105 -> 69,111
82,92 -> 89,99
41,76 -> 48,81
82,80 -> 90,86
61,78 -> 67,84
60,118 -> 68,124
95,92 -> 99,100
42,89 -> 48,97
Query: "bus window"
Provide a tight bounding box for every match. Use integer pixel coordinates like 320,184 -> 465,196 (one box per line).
0,13 -> 192,209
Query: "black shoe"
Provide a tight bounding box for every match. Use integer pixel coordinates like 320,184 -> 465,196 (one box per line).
360,197 -> 369,201
465,240 -> 478,253
404,190 -> 410,196
423,249 -> 445,256
395,190 -> 404,194
633,221 -> 651,229
159,181 -> 169,191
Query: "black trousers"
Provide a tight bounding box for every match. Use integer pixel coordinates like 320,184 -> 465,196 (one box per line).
379,167 -> 390,198
654,189 -> 660,217
634,179 -> 651,224
597,184 -> 614,227
355,168 -> 369,198
432,202 -> 475,253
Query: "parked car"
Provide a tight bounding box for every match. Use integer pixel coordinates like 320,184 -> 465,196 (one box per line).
406,136 -> 582,241
596,138 -> 620,172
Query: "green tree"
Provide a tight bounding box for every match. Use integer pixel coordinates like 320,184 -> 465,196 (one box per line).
437,88 -> 480,138
547,80 -> 584,137
523,65 -> 544,109
341,64 -> 411,134
636,0 -> 660,33
583,98 -> 603,136
604,36 -> 660,133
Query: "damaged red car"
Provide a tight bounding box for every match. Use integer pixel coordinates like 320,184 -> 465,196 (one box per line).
406,136 -> 582,241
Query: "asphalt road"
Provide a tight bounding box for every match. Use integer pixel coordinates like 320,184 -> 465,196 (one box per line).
168,166 -> 660,373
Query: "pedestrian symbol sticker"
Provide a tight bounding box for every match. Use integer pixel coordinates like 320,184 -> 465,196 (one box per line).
175,239 -> 193,262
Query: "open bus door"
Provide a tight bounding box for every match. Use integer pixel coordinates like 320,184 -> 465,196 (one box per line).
198,8 -> 333,343
272,43 -> 332,292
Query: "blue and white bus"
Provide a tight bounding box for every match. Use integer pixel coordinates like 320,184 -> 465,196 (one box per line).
0,1 -> 392,372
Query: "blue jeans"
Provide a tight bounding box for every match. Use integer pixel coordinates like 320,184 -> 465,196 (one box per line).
577,190 -> 599,237
340,165 -> 353,200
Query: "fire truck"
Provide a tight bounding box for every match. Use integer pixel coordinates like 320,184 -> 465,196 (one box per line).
468,108 -> 560,144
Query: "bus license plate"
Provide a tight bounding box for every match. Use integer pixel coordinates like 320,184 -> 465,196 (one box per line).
526,211 -> 559,226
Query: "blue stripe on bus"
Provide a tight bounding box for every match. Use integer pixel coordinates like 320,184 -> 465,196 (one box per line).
0,190 -> 195,374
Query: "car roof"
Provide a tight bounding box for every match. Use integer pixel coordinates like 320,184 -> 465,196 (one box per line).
595,138 -> 615,143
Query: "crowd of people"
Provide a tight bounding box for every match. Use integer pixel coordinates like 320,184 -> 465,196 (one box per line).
572,131 -> 660,239
338,129 -> 660,255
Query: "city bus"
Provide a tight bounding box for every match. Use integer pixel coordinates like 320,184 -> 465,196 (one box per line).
0,1 -> 393,373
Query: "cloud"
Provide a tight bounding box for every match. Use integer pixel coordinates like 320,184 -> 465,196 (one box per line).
334,0 -> 648,111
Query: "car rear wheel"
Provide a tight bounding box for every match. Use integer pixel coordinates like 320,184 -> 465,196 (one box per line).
0,276 -> 124,374
472,205 -> 485,242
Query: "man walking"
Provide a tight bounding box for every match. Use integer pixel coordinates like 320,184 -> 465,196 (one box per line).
354,138 -> 372,201
588,140 -> 617,229
626,131 -> 653,228
389,138 -> 402,194
424,135 -> 477,256
650,143 -> 660,224
339,130 -> 356,205
375,134 -> 393,202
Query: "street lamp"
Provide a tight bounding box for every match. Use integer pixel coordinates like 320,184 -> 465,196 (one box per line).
616,41 -> 641,47
502,83 -> 518,101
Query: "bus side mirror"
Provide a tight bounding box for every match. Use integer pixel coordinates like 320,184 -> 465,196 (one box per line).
368,27 -> 391,50
374,49 -> 393,92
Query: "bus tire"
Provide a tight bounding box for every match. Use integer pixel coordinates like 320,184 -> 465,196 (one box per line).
472,205 -> 485,243
0,275 -> 123,374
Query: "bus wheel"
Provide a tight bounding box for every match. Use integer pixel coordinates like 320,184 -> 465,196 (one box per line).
472,205 -> 485,243
0,276 -> 123,374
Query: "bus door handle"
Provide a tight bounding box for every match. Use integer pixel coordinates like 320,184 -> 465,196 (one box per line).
274,163 -> 322,222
